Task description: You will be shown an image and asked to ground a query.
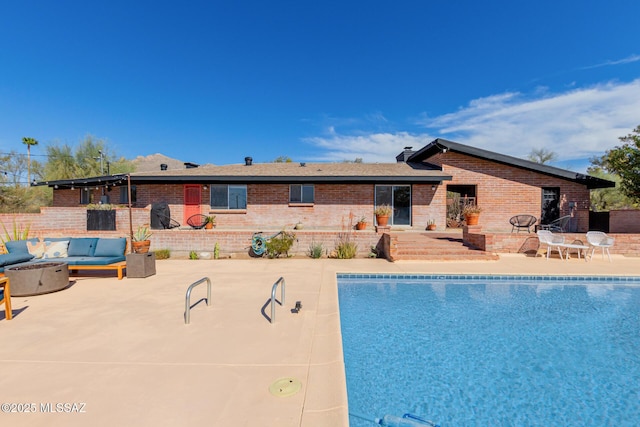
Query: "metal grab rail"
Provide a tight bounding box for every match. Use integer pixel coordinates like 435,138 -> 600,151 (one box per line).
184,277 -> 212,324
270,277 -> 285,324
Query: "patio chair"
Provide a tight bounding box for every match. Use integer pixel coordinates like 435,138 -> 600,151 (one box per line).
509,215 -> 537,233
0,276 -> 12,320
158,213 -> 181,229
187,214 -> 208,229
536,230 -> 566,260
539,215 -> 571,233
586,231 -> 614,262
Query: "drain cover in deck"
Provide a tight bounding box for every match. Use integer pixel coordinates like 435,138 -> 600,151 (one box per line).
269,377 -> 302,397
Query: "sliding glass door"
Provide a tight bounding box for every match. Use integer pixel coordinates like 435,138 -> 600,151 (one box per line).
375,185 -> 411,225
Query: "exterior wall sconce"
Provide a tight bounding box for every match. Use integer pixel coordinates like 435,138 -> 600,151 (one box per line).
202,185 -> 208,190
431,185 -> 436,190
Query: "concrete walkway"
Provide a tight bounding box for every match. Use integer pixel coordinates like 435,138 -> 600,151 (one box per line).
1,254 -> 638,426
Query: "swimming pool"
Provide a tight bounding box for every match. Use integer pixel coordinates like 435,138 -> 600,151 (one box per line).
338,274 -> 640,426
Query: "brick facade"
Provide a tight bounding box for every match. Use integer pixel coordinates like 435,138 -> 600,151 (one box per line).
428,152 -> 590,232
52,183 -> 445,230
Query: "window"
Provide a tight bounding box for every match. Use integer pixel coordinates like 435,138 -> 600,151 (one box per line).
210,185 -> 247,209
80,188 -> 90,205
290,184 -> 314,204
119,185 -> 136,204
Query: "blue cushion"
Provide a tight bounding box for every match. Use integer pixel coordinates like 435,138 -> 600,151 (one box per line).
93,238 -> 126,257
43,237 -> 71,242
68,238 -> 99,257
4,239 -> 39,254
64,256 -> 125,265
0,252 -> 34,267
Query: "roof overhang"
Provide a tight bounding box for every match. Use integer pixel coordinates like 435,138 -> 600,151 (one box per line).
408,139 -> 615,190
35,172 -> 453,188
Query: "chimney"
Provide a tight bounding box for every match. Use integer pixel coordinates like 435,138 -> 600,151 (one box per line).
160,163 -> 168,171
396,146 -> 414,163
245,156 -> 253,166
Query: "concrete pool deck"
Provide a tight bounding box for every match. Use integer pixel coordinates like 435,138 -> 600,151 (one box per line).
1,254 -> 639,426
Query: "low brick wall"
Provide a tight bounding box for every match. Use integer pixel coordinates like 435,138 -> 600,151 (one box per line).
464,227 -> 640,256
0,209 -> 384,258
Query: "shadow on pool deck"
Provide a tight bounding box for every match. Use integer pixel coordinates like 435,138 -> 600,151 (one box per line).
1,254 -> 638,426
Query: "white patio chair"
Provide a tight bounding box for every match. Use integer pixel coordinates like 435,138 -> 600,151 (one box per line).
536,230 -> 566,260
586,231 -> 614,262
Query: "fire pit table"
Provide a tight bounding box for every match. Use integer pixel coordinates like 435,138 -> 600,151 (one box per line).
5,262 -> 70,297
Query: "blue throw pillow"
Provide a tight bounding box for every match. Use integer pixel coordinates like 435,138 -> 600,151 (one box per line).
93,238 -> 126,257
0,252 -> 35,267
68,238 -> 99,257
4,239 -> 39,254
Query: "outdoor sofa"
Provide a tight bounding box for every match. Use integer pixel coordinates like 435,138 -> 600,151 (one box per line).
0,237 -> 127,279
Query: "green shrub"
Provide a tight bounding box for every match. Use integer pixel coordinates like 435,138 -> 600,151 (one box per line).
265,231 -> 296,258
189,250 -> 199,260
214,242 -> 220,259
308,241 -> 324,259
335,241 -> 358,259
154,249 -> 171,260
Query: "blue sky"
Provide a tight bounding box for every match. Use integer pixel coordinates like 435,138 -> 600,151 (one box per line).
1,0 -> 639,173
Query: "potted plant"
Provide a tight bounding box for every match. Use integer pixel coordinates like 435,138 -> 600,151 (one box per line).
426,219 -> 437,231
356,216 -> 367,230
462,204 -> 483,226
374,205 -> 392,226
205,215 -> 216,229
132,225 -> 152,253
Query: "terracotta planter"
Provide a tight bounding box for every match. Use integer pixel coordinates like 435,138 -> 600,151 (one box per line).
205,222 -> 213,229
356,222 -> 367,230
132,240 -> 151,254
465,213 -> 480,226
426,224 -> 437,231
376,215 -> 389,226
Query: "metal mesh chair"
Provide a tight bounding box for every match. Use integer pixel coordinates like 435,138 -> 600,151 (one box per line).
539,215 -> 571,233
509,215 -> 537,233
187,214 -> 209,229
586,231 -> 615,262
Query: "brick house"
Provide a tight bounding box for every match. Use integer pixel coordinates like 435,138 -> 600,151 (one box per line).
39,138 -> 613,233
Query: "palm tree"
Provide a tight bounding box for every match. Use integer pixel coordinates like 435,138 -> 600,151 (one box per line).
21,137 -> 39,185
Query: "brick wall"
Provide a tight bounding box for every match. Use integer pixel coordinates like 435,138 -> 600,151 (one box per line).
610,210 -> 640,233
54,183 -> 445,230
429,152 -> 590,232
0,209 -> 385,257
463,227 -> 640,256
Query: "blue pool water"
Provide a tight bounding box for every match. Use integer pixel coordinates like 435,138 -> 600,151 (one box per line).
338,275 -> 640,427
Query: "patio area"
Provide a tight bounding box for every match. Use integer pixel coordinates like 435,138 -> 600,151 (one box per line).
1,254 -> 639,426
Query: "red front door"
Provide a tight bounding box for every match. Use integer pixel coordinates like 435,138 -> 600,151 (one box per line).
184,185 -> 201,224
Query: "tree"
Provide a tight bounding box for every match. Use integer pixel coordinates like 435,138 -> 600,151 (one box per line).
595,125 -> 640,203
21,137 -> 38,184
527,148 -> 557,164
43,136 -> 135,180
273,156 -> 293,163
586,166 -> 638,211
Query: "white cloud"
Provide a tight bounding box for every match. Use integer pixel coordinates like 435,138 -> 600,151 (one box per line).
418,79 -> 640,163
580,54 -> 640,70
307,79 -> 640,169
305,131 -> 433,162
